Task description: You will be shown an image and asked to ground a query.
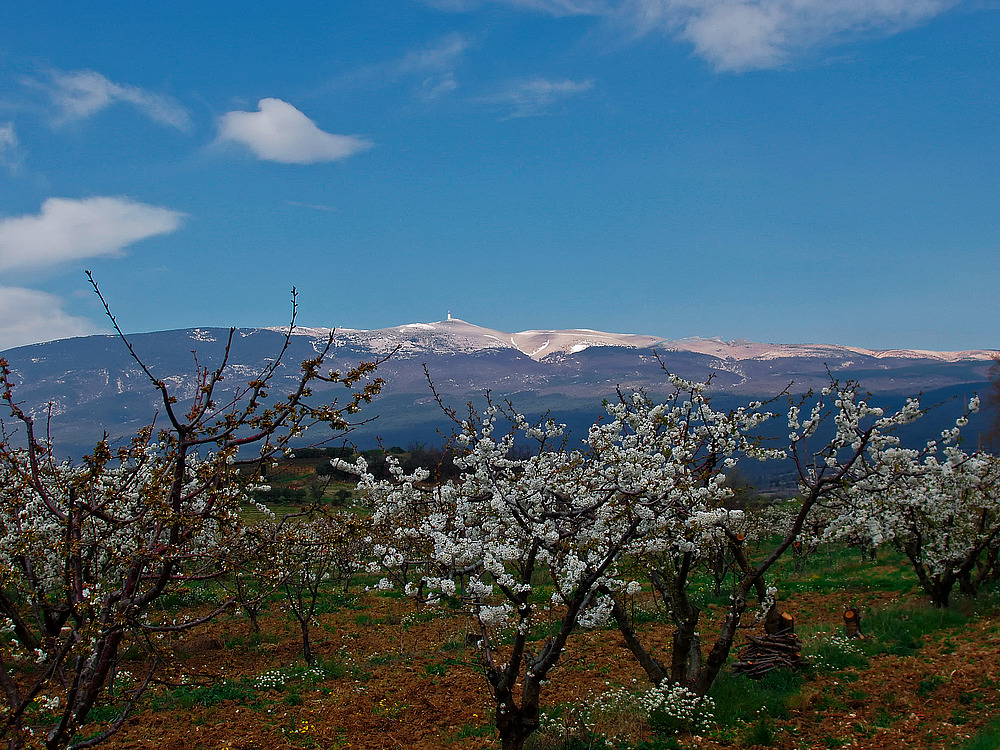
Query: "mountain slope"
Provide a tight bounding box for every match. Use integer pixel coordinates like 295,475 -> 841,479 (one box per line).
0,319 -> 993,457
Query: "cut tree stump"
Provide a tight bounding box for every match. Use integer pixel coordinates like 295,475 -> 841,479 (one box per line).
843,607 -> 863,638
765,609 -> 795,635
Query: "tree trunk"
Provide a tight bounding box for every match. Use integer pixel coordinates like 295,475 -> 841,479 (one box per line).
694,592 -> 747,695
670,611 -> 702,685
495,677 -> 540,750
605,591 -> 668,685
929,586 -> 951,608
299,621 -> 314,664
247,607 -> 261,634
497,713 -> 536,750
903,544 -> 956,608
766,609 -> 794,635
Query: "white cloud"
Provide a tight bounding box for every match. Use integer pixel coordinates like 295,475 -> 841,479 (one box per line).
396,34 -> 471,100
286,200 -> 339,212
0,197 -> 185,273
512,0 -> 608,12
679,2 -> 787,70
437,0 -> 959,71
397,33 -> 472,75
217,98 -> 372,164
486,77 -> 595,118
0,123 -> 23,175
32,69 -> 192,129
619,0 -> 961,71
0,286 -> 103,351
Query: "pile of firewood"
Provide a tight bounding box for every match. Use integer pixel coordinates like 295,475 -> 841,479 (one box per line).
732,610 -> 804,679
731,631 -> 804,678
732,607 -> 864,679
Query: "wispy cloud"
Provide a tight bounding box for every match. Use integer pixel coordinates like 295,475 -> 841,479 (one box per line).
0,196 -> 185,273
397,33 -> 472,75
286,200 -> 339,212
217,98 -> 372,164
0,286 -> 103,350
396,33 -> 471,100
0,123 -> 23,175
28,69 -> 192,129
326,34 -> 473,101
620,0 -> 961,71
485,77 -> 595,118
435,0 -> 959,71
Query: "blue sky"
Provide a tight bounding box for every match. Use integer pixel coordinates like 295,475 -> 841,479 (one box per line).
1,0 -> 998,352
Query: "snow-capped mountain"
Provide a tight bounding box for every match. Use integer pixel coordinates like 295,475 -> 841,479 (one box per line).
0,319 -> 994,457
267,317 -> 668,360
275,317 -> 993,364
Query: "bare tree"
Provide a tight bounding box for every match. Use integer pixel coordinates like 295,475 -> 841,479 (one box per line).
0,283 -> 386,750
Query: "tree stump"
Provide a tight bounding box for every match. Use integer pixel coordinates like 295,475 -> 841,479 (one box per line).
843,607 -> 863,639
765,608 -> 795,635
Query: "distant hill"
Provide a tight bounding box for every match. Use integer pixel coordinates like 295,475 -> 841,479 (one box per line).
1,320 -> 994,483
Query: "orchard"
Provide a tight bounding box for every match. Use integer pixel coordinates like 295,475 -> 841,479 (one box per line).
1,296 -> 998,749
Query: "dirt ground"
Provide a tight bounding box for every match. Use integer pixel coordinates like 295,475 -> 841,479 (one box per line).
81,586 -> 1000,750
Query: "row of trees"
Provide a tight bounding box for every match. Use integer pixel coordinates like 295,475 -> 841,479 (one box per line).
343,377 -> 997,749
2,285 -> 997,749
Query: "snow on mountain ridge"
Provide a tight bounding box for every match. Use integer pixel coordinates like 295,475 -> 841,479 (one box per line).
665,337 -> 994,363
265,321 -> 995,363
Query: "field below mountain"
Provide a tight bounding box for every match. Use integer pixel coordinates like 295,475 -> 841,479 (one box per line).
66,545 -> 1000,750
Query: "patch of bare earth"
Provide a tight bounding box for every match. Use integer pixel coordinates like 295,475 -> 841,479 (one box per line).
91,590 -> 1000,750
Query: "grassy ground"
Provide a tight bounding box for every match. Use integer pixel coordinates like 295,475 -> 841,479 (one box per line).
32,536 -> 992,750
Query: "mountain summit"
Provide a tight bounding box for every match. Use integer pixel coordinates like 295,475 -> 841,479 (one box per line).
272,318 -> 668,361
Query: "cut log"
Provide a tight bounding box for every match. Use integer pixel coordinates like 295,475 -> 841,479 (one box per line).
765,608 -> 795,635
778,611 -> 795,634
843,607 -> 863,639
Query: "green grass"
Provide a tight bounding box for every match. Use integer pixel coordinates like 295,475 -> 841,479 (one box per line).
742,716 -> 776,746
526,736 -> 614,750
801,632 -> 869,671
526,733 -> 684,750
774,546 -> 915,596
150,656 -> 345,712
861,604 -> 967,657
709,668 -> 804,728
80,703 -> 126,724
632,740 -> 683,750
154,580 -> 226,610
454,722 -> 494,739
963,710 -> 1000,749
153,679 -> 259,710
916,674 -> 946,696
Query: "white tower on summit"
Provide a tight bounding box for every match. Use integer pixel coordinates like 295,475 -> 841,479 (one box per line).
447,311 -> 452,321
